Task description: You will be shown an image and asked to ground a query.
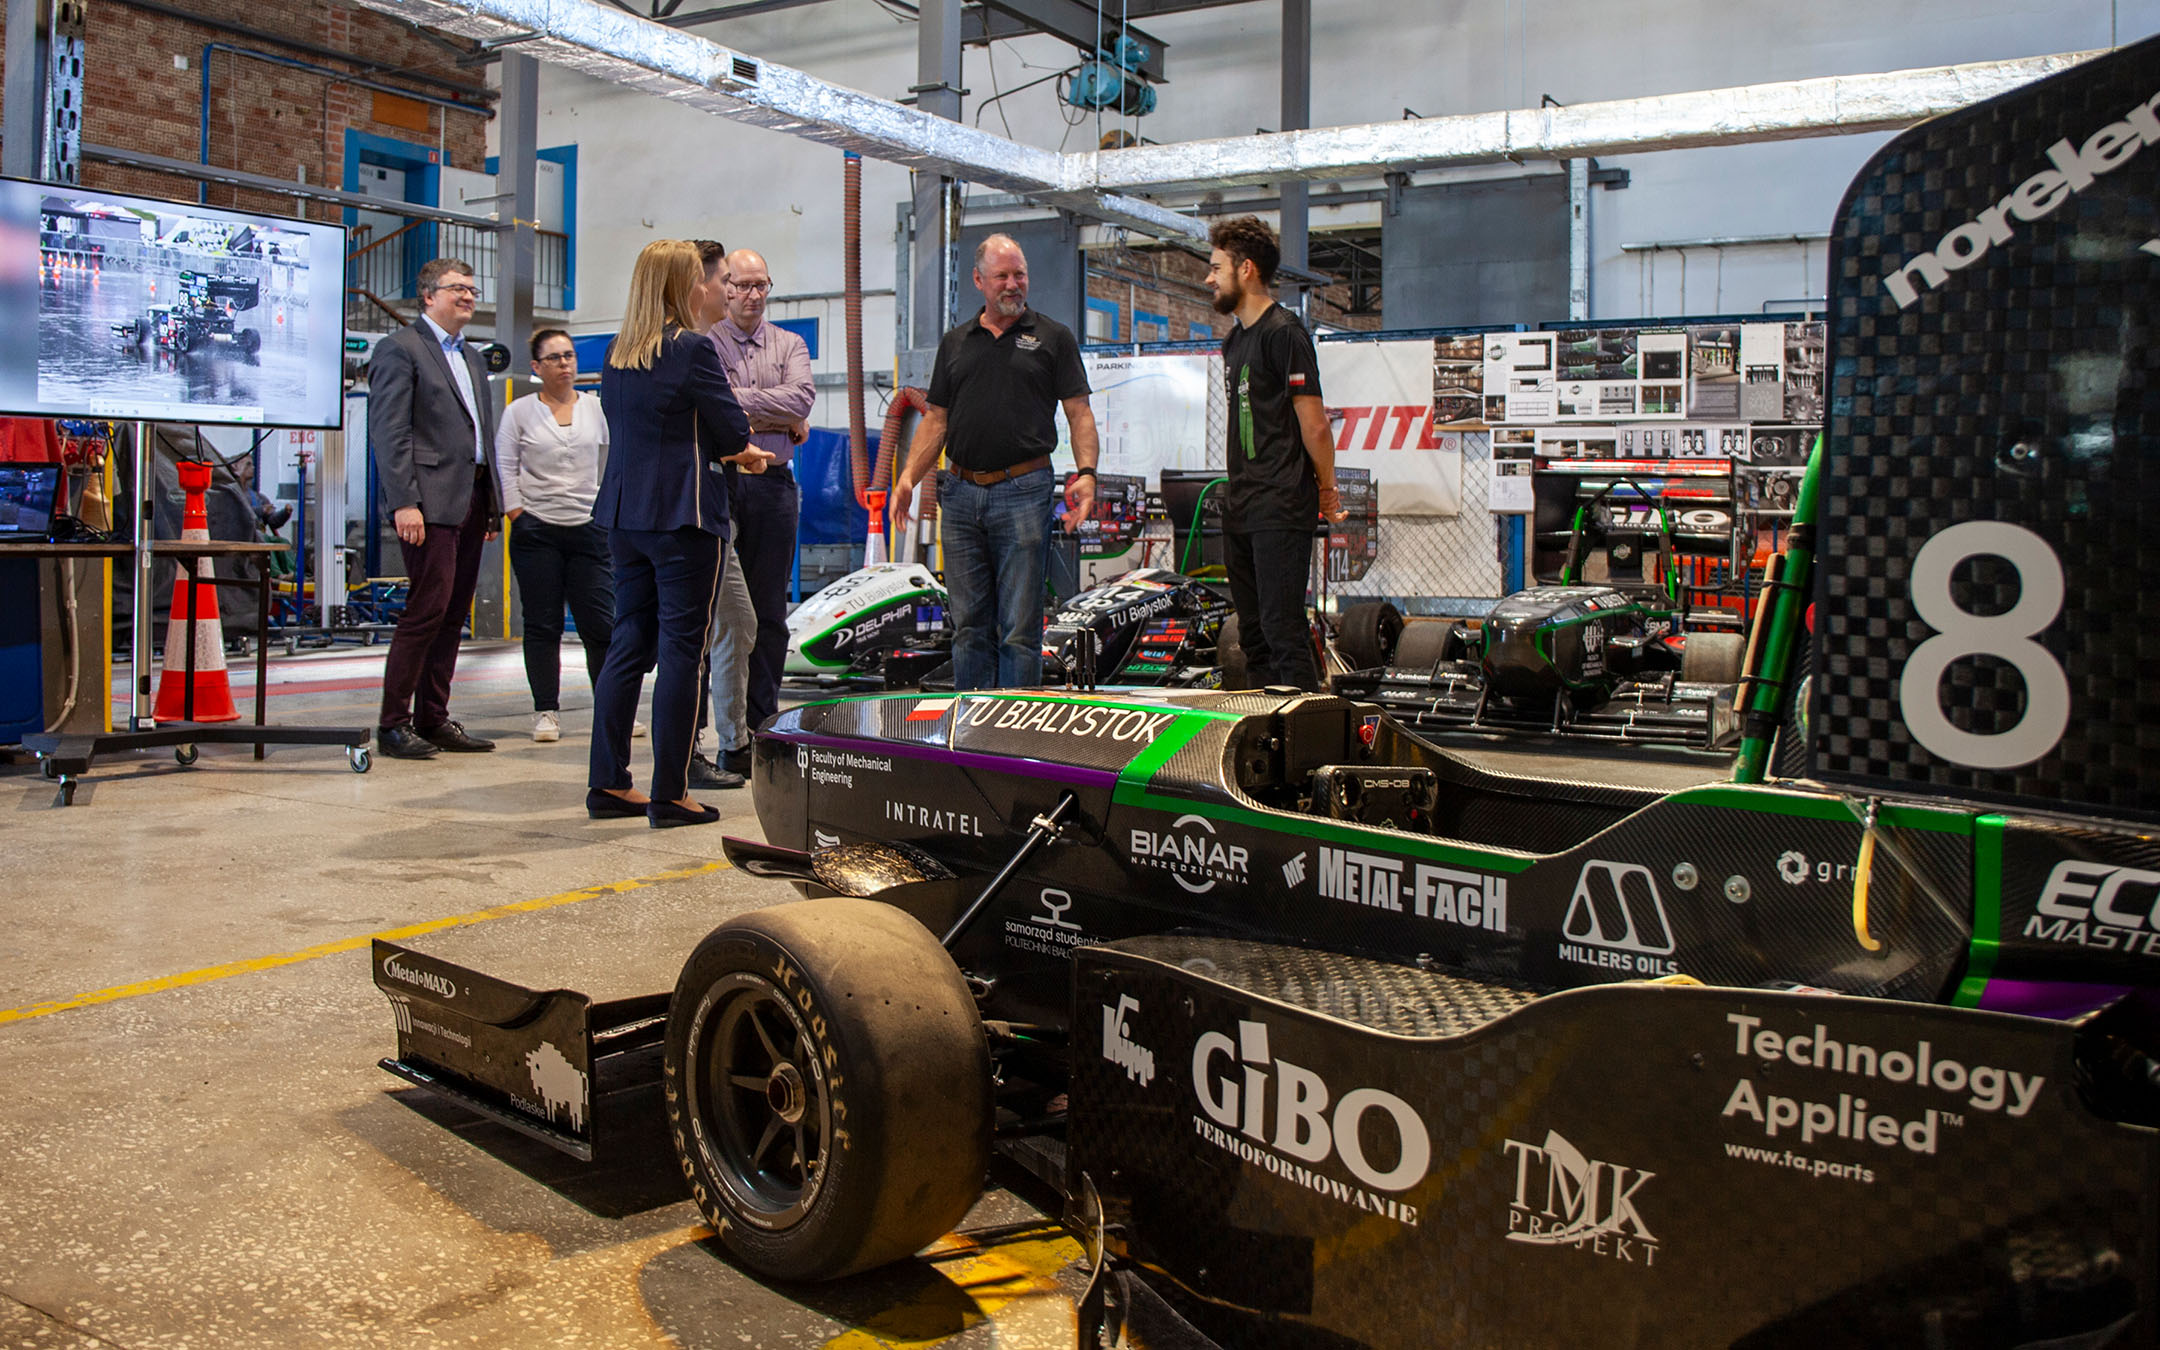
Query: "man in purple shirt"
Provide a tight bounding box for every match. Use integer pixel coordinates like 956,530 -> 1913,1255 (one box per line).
707,248 -> 813,771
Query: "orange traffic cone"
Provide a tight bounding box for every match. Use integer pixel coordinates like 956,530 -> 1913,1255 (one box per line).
864,490 -> 888,566
154,461 -> 240,723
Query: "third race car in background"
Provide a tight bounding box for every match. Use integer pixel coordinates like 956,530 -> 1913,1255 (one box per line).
1335,471 -> 1749,749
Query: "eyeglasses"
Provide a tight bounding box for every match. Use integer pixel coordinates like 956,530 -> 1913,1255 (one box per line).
536,352 -> 577,364
432,283 -> 480,298
726,280 -> 772,294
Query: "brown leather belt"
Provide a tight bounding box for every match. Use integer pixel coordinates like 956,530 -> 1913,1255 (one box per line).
949,455 -> 1051,486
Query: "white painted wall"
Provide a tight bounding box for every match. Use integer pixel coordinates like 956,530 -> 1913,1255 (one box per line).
491,0 -> 2160,421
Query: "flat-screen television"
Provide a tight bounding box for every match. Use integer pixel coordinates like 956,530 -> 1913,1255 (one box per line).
0,177 -> 348,429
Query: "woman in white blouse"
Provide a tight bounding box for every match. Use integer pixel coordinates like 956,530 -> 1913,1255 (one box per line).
498,329 -> 617,742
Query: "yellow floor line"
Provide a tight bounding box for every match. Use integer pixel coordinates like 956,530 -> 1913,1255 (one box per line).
821,1228 -> 1085,1349
0,859 -> 729,1027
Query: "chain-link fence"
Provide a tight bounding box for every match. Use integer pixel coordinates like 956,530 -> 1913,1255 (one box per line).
1329,431 -> 1505,612
1081,345 -> 1508,608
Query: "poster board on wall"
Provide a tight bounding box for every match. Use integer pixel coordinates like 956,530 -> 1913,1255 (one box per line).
1054,352 -> 1217,484
1317,338 -> 1462,517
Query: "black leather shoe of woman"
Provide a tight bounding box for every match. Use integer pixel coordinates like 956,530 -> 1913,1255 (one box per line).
648,799 -> 720,829
586,788 -> 648,820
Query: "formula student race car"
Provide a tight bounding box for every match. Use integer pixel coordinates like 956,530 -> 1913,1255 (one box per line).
781,561 -> 951,686
371,40 -> 2160,1350
1038,566 -> 1237,686
114,270 -> 262,355
1336,473 -> 1748,749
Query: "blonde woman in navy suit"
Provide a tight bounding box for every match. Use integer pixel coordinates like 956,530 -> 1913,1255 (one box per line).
586,240 -> 758,827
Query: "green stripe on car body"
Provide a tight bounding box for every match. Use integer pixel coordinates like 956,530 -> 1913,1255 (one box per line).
1951,815 -> 2008,1009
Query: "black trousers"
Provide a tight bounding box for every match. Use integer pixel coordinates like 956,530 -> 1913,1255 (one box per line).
729,467 -> 799,730
590,526 -> 723,803
508,516 -> 615,711
380,467 -> 490,731
1223,526 -> 1319,691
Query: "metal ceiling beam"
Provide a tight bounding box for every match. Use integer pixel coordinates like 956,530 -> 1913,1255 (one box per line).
1073,49 -> 2099,194
342,0 -> 1204,239
964,0 -> 1168,83
78,141 -> 502,225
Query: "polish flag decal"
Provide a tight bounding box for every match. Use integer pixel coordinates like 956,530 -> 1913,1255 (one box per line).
908,697 -> 955,722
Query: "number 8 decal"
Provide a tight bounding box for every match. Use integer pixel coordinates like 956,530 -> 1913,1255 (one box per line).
1899,520 -> 2070,770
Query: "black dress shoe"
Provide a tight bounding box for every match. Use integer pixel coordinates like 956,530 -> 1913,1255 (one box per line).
688,752 -> 746,789
649,799 -> 721,829
722,745 -> 753,776
421,720 -> 495,752
586,788 -> 648,820
377,725 -> 439,760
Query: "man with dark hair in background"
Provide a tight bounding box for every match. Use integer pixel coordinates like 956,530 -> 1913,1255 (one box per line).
1204,216 -> 1346,692
368,256 -> 503,759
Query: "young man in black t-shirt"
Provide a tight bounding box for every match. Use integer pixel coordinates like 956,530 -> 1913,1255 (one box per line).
1207,216 -> 1346,691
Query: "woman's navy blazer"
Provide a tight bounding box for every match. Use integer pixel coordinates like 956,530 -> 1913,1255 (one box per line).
595,327 -> 753,537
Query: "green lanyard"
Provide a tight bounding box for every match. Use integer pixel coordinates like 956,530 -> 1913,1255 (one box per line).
1237,364 -> 1256,460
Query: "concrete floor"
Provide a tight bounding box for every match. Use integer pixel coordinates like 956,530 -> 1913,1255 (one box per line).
0,642 -> 1073,1350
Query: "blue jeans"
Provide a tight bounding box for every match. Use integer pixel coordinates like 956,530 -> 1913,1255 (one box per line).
937,466 -> 1053,690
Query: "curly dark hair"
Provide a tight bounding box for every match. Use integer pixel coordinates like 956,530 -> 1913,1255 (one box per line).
1209,216 -> 1279,288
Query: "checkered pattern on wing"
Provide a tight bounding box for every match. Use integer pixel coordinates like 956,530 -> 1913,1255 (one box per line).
1814,47 -> 2160,820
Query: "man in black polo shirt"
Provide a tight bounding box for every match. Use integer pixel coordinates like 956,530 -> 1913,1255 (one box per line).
893,233 -> 1101,689
1206,216 -> 1346,691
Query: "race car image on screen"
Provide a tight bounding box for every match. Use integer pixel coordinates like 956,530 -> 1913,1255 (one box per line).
370,37 -> 2160,1350
113,270 -> 263,355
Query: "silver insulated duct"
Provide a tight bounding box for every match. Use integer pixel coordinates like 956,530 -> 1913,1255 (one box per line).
343,0 -> 1205,239
346,0 -> 2094,236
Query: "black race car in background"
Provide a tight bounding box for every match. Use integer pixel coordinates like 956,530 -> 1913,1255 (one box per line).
1337,474 -> 1747,748
1039,567 -> 1232,686
369,39 -> 2160,1350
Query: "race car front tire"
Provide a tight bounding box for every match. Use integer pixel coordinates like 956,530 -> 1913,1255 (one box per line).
1681,631 -> 1745,685
1391,619 -> 1459,671
1337,602 -> 1404,671
664,897 -> 991,1281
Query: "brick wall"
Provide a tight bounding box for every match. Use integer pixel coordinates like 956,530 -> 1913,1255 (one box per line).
2,0 -> 489,222
1084,241 -> 1382,344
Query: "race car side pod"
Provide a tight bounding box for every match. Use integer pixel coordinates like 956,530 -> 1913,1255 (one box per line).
1730,435 -> 1823,784
939,791 -> 1079,948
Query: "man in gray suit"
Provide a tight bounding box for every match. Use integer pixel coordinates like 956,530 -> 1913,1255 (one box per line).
369,257 -> 503,760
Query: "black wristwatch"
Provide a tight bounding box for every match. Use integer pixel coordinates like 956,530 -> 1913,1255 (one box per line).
1070,466 -> 1098,480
